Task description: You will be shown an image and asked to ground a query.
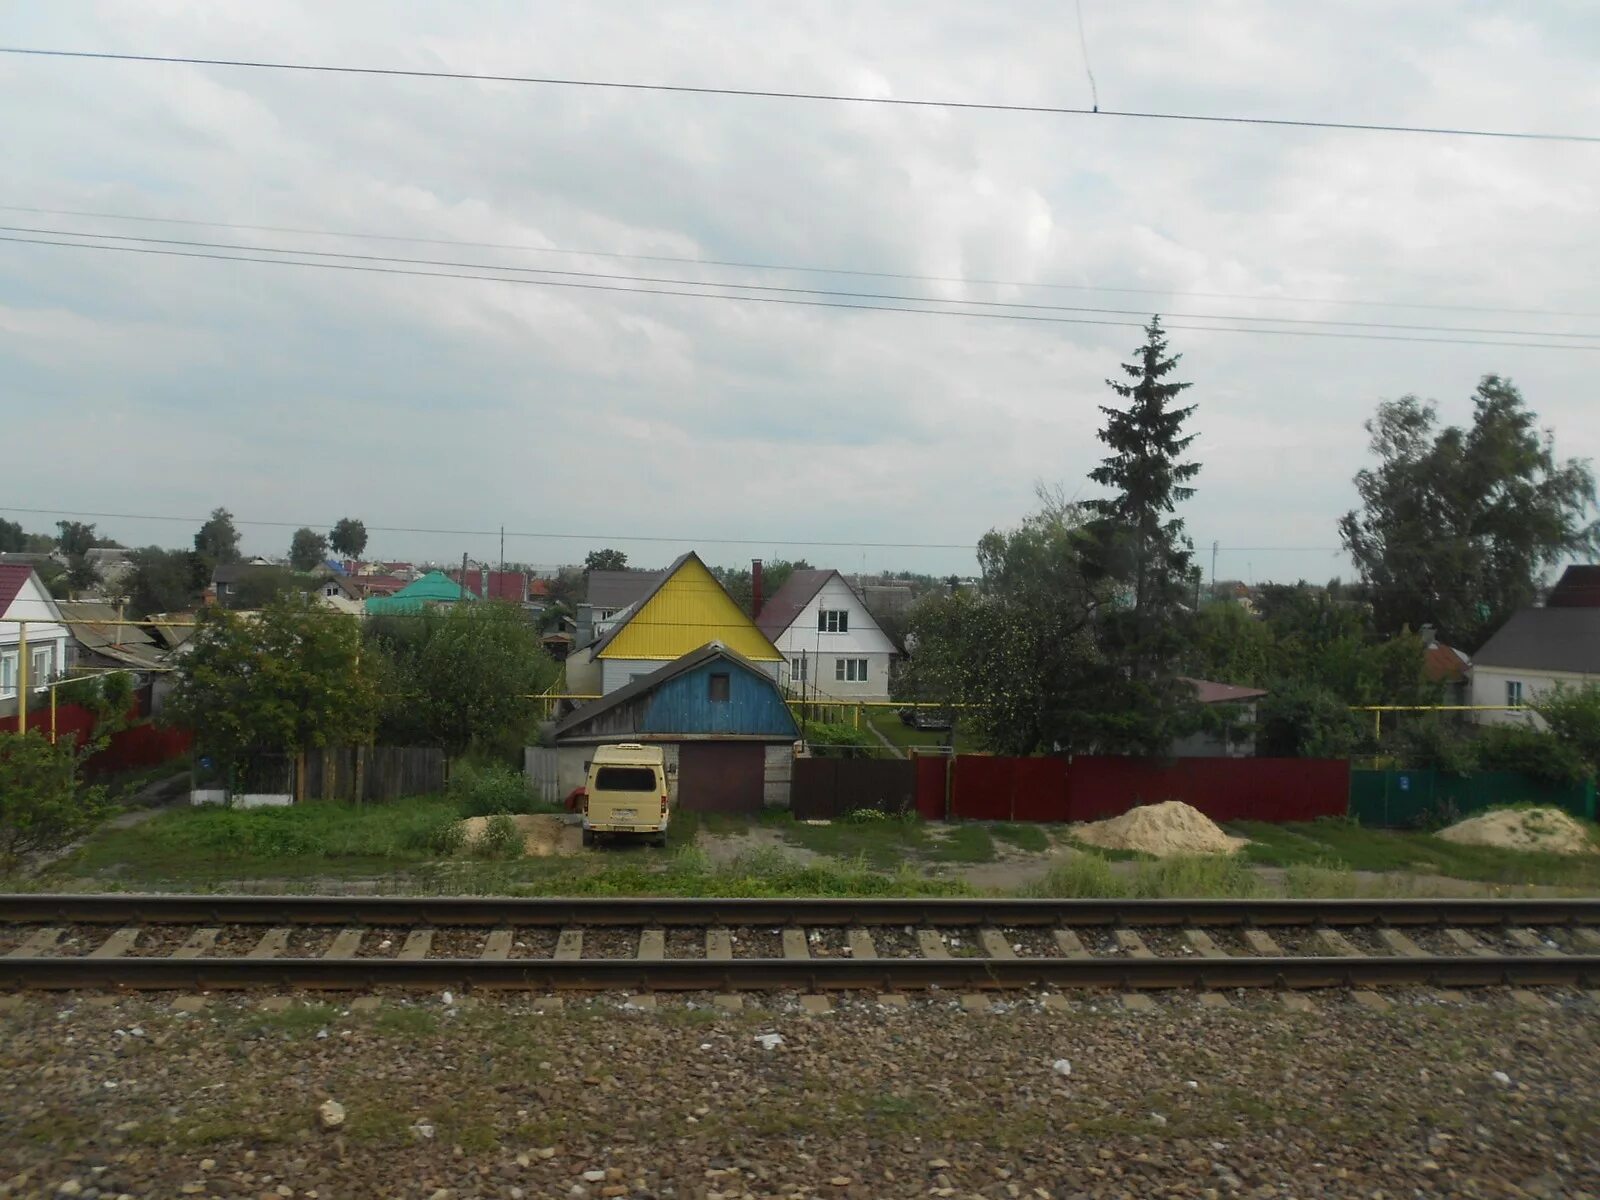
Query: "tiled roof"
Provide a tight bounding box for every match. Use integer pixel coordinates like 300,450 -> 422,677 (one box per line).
1423,644 -> 1469,684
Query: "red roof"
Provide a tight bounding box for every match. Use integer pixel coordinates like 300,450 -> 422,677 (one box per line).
1180,676 -> 1268,704
354,575 -> 407,596
1423,643 -> 1469,683
451,570 -> 529,602
528,577 -> 552,598
0,564 -> 31,613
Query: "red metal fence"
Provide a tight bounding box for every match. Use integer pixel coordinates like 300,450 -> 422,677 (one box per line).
0,702 -> 193,775
914,753 -> 1350,824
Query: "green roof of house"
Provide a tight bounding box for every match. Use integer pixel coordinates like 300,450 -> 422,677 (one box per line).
364,570 -> 476,614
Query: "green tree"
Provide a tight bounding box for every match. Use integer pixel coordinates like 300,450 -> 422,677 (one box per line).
584,548 -> 628,572
0,518 -> 26,553
1339,377 -> 1599,651
230,566 -> 302,610
55,520 -> 97,559
0,731 -> 110,870
1081,317 -> 1202,750
165,595 -> 379,775
194,507 -> 241,564
289,527 -> 329,571
1256,682 -> 1368,758
1530,683 -> 1600,779
123,547 -> 209,617
328,517 -> 368,559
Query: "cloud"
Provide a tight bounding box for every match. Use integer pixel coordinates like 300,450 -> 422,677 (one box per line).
1,0 -> 1597,579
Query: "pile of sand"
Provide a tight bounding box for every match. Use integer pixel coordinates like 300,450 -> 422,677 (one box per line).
1437,807 -> 1597,856
1072,800 -> 1248,858
457,813 -> 579,857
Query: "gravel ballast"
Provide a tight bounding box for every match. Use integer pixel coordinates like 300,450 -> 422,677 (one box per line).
2,988 -> 1596,1198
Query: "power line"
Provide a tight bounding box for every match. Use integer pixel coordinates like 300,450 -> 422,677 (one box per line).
9,223 -> 1595,342
5,233 -> 1596,351
2,46 -> 1595,144
7,203 -> 1593,319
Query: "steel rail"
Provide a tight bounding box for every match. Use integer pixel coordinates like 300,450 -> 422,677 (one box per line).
3,954 -> 1596,992
3,894 -> 1599,929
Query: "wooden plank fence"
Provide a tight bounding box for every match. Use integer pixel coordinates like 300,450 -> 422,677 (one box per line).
302,746 -> 447,804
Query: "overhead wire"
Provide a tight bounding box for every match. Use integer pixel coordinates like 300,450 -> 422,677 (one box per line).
3,233 -> 1595,351
5,204 -> 1592,320
3,223 -> 1596,342
2,46 -> 1596,143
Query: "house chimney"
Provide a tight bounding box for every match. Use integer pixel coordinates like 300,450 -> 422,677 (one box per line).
751,559 -> 764,618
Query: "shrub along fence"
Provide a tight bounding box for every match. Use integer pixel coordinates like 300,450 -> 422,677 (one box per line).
0,701 -> 193,775
1349,769 -> 1596,828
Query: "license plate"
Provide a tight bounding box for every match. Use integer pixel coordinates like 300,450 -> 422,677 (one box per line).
612,808 -> 636,819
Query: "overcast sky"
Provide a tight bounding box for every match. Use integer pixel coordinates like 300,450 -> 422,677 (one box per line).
3,1 -> 1597,581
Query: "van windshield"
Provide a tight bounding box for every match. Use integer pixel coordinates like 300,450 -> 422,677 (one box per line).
594,766 -> 659,792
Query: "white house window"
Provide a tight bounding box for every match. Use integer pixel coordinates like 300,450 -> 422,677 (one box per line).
817,609 -> 849,634
1506,680 -> 1524,707
0,649 -> 15,697
790,656 -> 808,682
31,644 -> 55,685
835,657 -> 868,682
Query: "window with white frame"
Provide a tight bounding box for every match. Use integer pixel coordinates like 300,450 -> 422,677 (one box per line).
30,643 -> 55,685
1506,680 -> 1524,707
835,657 -> 868,682
0,649 -> 15,697
790,656 -> 808,682
817,609 -> 849,634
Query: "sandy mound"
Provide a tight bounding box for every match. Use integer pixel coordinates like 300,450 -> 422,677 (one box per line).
1073,801 -> 1248,858
458,813 -> 579,857
1437,807 -> 1596,856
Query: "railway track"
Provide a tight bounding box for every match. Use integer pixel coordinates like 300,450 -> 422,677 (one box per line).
3,894 -> 1599,993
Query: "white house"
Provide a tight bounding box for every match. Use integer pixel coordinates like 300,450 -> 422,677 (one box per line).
1469,604 -> 1600,725
0,565 -> 70,711
756,569 -> 899,702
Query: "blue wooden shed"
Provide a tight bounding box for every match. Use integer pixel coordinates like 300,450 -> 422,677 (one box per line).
552,642 -> 798,812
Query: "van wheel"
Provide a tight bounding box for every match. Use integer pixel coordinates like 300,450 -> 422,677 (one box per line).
581,828 -> 594,847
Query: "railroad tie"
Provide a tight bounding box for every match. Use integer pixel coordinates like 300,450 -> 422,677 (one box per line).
1242,930 -> 1283,956
978,929 -> 1015,959
1377,929 -> 1429,957
1314,929 -> 1361,957
324,928 -> 365,959
1183,929 -> 1229,959
781,928 -> 809,960
1507,928 -> 1562,958
247,928 -> 292,959
1443,928 -> 1494,957
1053,929 -> 1091,959
637,929 -> 665,959
847,928 -> 877,959
172,928 -> 220,959
398,930 -> 434,960
481,929 -> 514,961
5,928 -> 63,958
916,929 -> 949,959
1572,928 -> 1600,951
705,928 -> 733,961
1114,929 -> 1155,959
88,927 -> 141,959
555,929 -> 585,961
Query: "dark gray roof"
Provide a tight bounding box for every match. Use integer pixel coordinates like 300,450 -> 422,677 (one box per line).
1472,607 -> 1600,674
589,553 -> 700,657
552,640 -> 785,739
1548,565 -> 1600,608
585,568 -> 662,609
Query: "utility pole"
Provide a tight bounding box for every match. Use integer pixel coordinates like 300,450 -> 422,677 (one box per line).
499,525 -> 505,575
1211,540 -> 1218,597
461,551 -> 469,600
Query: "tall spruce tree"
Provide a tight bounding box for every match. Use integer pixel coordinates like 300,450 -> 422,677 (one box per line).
1083,317 -> 1201,751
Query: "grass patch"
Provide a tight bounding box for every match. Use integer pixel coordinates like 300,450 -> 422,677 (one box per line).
369,1006 -> 441,1037
234,1002 -> 343,1039
1027,853 -> 1264,898
769,811 -> 929,867
1234,817 -> 1600,890
861,708 -> 983,755
991,822 -> 1050,853
924,823 -> 997,863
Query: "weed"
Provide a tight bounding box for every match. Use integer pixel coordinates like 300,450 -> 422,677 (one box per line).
1128,855 -> 1263,899
1027,854 -> 1122,897
1283,860 -> 1361,897
475,812 -> 524,860
450,761 -> 558,817
924,823 -> 997,863
233,1002 -> 343,1039
370,1006 -> 441,1037
991,823 -> 1050,853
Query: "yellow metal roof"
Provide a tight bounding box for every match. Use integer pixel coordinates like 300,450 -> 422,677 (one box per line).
598,554 -> 782,661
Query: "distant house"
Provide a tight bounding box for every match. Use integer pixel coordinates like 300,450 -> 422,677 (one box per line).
582,569 -> 661,641
0,565 -> 69,711
1172,677 -> 1267,758
1470,587 -> 1600,724
565,553 -> 783,697
57,600 -> 169,673
364,570 -> 476,615
756,569 -> 899,702
84,547 -> 134,593
547,641 -> 799,812
449,568 -> 534,605
1421,628 -> 1471,706
316,574 -> 364,607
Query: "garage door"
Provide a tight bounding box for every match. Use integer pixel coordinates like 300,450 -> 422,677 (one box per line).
677,742 -> 765,813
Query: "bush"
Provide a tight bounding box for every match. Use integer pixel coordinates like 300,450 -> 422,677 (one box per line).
475,813 -> 524,860
1255,683 -> 1367,758
802,720 -> 878,758
1531,683 -> 1600,778
1390,715 -> 1478,776
1474,724 -> 1591,786
0,730 -> 110,869
419,817 -> 467,856
449,762 -> 539,816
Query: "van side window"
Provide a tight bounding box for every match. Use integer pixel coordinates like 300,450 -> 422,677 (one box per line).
708,672 -> 731,702
594,767 -> 658,792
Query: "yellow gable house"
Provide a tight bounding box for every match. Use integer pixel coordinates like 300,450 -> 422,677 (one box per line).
567,553 -> 783,696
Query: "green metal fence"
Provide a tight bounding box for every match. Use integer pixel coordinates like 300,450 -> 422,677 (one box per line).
1348,769 -> 1596,828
